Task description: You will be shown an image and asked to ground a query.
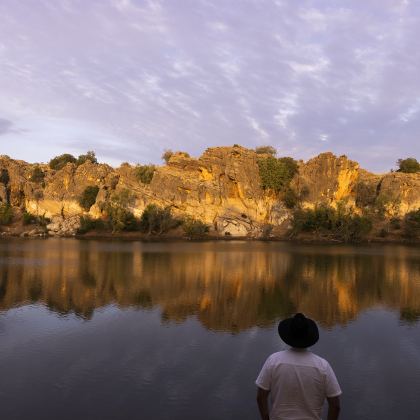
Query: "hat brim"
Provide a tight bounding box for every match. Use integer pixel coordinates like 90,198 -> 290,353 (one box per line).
278,317 -> 319,348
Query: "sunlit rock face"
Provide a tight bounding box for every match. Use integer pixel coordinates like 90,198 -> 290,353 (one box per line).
292,152 -> 360,209
0,148 -> 419,237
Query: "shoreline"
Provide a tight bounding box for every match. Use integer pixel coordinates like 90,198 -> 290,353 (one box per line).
1,230 -> 418,245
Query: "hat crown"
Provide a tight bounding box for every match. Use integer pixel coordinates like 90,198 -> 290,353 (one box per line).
290,313 -> 308,335
278,312 -> 319,348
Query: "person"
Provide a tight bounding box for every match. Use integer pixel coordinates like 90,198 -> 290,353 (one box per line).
255,313 -> 341,420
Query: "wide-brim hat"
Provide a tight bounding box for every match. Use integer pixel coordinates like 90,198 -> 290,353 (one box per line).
278,313 -> 319,348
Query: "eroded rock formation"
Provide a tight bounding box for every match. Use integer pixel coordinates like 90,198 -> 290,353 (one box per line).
0,146 -> 419,238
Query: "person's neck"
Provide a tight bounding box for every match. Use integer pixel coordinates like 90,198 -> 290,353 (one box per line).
290,347 -> 307,352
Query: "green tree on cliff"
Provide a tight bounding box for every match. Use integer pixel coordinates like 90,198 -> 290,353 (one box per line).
77,151 -> 98,166
78,186 -> 100,211
49,154 -> 77,170
257,156 -> 298,193
255,145 -> 277,156
162,149 -> 174,163
397,158 -> 420,173
135,164 -> 156,184
103,189 -> 138,232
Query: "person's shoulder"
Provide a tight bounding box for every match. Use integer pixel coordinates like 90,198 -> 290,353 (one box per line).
309,352 -> 333,370
265,350 -> 287,363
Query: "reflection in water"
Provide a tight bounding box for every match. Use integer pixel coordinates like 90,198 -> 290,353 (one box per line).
0,239 -> 419,330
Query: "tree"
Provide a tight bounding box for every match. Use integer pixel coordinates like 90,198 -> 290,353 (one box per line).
182,217 -> 209,238
162,149 -> 174,163
49,153 -> 77,170
139,204 -> 181,235
135,164 -> 155,184
0,203 -> 13,225
403,209 -> 420,239
77,151 -> 98,166
103,189 -> 137,232
255,146 -> 277,156
78,186 -> 100,211
257,156 -> 298,192
30,166 -> 45,183
397,158 -> 420,173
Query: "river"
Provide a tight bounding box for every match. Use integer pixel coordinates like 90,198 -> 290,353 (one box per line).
0,239 -> 419,419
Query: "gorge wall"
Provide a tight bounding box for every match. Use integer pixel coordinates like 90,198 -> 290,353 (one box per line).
0,146 -> 419,238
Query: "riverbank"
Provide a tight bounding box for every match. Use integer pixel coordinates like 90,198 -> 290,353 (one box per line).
1,226 -> 418,244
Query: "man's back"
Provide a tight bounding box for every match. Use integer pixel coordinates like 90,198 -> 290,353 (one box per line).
256,349 -> 341,420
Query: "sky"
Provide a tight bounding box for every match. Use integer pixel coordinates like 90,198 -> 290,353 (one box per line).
0,0 -> 419,172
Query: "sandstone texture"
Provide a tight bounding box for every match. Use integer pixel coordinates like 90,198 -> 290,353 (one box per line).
0,148 -> 419,238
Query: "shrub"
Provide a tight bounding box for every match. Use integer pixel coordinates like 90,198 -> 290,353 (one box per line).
0,203 -> 13,225
106,206 -> 138,232
23,211 -> 36,225
78,186 -> 99,211
49,153 -> 77,170
135,164 -> 155,184
378,228 -> 388,238
182,217 -> 209,238
0,169 -> 9,184
403,209 -> 420,239
397,158 -> 420,173
282,187 -> 299,209
77,216 -> 106,234
104,189 -> 138,232
76,151 -> 97,166
162,149 -> 174,163
292,205 -> 372,242
390,217 -> 401,230
355,181 -> 377,208
30,166 -> 45,183
22,211 -> 50,226
139,204 -> 181,235
261,224 -> 273,238
255,145 -> 277,156
257,156 -> 298,193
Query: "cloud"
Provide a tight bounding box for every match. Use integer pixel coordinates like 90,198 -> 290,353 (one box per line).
0,118 -> 13,135
0,0 -> 418,171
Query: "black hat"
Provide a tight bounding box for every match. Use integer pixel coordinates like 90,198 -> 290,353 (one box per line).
278,313 -> 319,348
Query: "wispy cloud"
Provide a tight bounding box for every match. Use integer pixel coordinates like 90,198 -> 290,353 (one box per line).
0,0 -> 418,170
0,118 -> 13,135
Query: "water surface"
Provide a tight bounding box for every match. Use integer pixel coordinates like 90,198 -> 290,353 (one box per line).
0,239 -> 419,419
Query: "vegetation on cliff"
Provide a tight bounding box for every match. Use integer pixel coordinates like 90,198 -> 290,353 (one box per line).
135,164 -> 156,184
257,155 -> 298,193
404,209 -> 420,239
397,157 -> 419,173
0,203 -> 13,225
182,217 -> 210,238
78,186 -> 100,211
102,189 -> 138,232
139,204 -> 181,235
30,166 -> 45,183
49,151 -> 97,170
255,145 -> 277,156
291,205 -> 373,242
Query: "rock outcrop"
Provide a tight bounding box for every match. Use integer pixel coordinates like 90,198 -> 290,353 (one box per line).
0,148 -> 419,238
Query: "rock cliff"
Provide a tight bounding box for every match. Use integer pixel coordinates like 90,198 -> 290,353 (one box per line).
0,147 -> 419,238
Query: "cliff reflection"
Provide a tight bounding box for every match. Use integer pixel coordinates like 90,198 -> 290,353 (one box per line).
0,240 -> 419,330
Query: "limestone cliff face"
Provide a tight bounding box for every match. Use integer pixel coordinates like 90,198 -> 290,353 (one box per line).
135,147 -> 285,235
0,148 -> 419,237
291,152 -> 360,208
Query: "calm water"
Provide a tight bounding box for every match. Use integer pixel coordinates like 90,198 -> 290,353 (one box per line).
0,239 -> 419,420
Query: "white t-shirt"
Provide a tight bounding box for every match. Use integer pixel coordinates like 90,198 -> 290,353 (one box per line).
255,349 -> 342,420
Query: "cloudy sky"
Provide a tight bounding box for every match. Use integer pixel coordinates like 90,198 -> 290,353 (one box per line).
0,0 -> 419,171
